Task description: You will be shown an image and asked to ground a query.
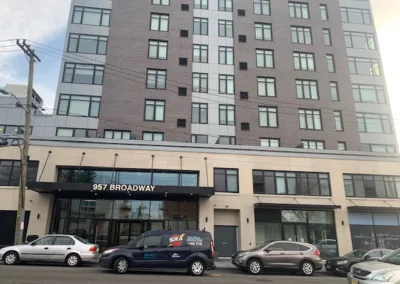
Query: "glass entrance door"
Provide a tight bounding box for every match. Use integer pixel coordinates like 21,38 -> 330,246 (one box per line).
117,221 -> 142,245
283,224 -> 308,243
93,221 -> 109,250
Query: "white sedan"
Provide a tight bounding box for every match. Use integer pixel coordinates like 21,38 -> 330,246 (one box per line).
0,234 -> 99,267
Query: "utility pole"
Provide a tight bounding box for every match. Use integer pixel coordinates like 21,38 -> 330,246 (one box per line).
14,39 -> 40,245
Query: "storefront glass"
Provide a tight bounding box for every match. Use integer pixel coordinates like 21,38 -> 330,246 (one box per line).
50,198 -> 198,249
255,209 -> 338,259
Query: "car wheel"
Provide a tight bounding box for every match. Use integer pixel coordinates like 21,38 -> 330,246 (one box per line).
113,257 -> 129,274
300,261 -> 315,276
189,260 -> 205,276
65,254 -> 81,267
4,251 -> 19,265
247,258 -> 262,275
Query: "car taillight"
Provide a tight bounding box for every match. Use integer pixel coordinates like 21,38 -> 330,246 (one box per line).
315,249 -> 320,256
211,241 -> 215,257
89,246 -> 97,252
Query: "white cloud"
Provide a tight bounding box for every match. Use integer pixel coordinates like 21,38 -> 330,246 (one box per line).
0,0 -> 71,83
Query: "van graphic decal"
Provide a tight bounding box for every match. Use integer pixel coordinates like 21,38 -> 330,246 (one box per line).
169,233 -> 185,247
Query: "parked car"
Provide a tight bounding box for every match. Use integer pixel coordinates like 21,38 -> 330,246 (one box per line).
0,234 -> 99,267
326,248 -> 393,276
99,230 -> 216,276
348,248 -> 400,284
316,239 -> 338,258
231,241 -> 322,276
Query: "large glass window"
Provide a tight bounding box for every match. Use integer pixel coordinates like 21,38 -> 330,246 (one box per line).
256,49 -> 274,68
293,52 -> 315,71
218,20 -> 233,37
194,0 -> 208,9
194,18 -> 208,35
261,138 -> 280,147
360,144 -> 396,153
259,106 -> 278,128
192,103 -> 208,124
253,170 -> 331,196
330,82 -> 339,101
143,132 -> 164,141
56,128 -> 96,138
150,13 -> 169,31
148,40 -> 168,60
193,73 -> 208,93
219,46 -> 234,65
326,54 -> 335,73
291,26 -> 312,44
219,105 -> 235,125
193,44 -> 208,63
320,4 -> 328,21
62,63 -> 104,85
254,0 -> 270,15
357,113 -> 392,134
323,29 -> 332,46
145,100 -> 165,121
334,111 -> 343,131
257,77 -> 275,97
104,130 -> 131,140
152,0 -> 169,5
57,94 -> 100,117
353,84 -> 386,104
255,23 -> 272,41
0,160 -> 38,186
68,34 -> 107,55
301,140 -> 325,150
348,57 -> 381,76
146,69 -> 167,89
296,80 -> 318,100
344,174 -> 400,198
341,7 -> 371,24
0,125 -> 32,135
299,109 -> 322,130
191,134 -> 208,144
219,0 -> 232,12
214,168 -> 239,193
345,31 -> 376,49
219,74 -> 234,94
72,6 -> 111,26
289,2 -> 309,19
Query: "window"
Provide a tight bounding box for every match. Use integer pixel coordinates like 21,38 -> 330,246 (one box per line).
302,140 -> 325,150
357,113 -> 392,134
293,52 -> 315,71
299,109 -> 322,130
192,103 -> 208,124
323,29 -> 332,46
62,63 -> 104,85
54,236 -> 75,246
253,170 -> 331,196
218,136 -> 236,145
289,2 -> 309,19
261,138 -> 280,147
254,0 -> 270,15
353,84 -> 385,103
56,128 -> 96,138
219,46 -> 234,65
0,125 -> 32,135
194,0 -> 208,9
257,77 -> 276,97
296,80 -> 318,100
146,69 -> 167,89
152,0 -> 169,5
320,5 -> 328,21
334,111 -> 343,131
194,18 -> 208,35
219,105 -> 235,125
68,34 -> 107,55
219,20 -> 233,37
256,49 -> 274,68
219,75 -> 234,94
150,13 -> 169,31
143,132 -> 164,141
330,82 -> 339,101
191,134 -> 208,144
343,174 -> 400,198
255,23 -> 272,41
0,160 -> 38,186
348,57 -> 381,76
361,144 -> 396,153
57,94 -> 100,117
193,73 -> 208,93
145,100 -> 165,121
148,40 -> 168,59
341,7 -> 371,25
344,31 -> 376,50
219,0 -> 233,12
143,235 -> 161,248
193,44 -> 208,63
291,26 -> 312,44
214,168 -> 239,193
338,142 -> 347,151
72,6 -> 111,26
33,236 -> 55,246
259,106 -> 278,128
326,54 -> 335,72
104,130 -> 131,140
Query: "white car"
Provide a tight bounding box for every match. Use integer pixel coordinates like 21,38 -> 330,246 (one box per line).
0,234 -> 99,267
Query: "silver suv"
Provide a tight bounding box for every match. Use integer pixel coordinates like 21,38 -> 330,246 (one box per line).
348,248 -> 400,284
231,241 -> 322,276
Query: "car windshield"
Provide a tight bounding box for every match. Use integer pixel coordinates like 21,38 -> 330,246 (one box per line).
380,249 -> 400,265
249,242 -> 272,251
128,237 -> 138,246
345,249 -> 368,258
74,236 -> 89,244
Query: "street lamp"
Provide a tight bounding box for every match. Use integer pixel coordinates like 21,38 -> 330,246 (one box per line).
0,86 -> 31,245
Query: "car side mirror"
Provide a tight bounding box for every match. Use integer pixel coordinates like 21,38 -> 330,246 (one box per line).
264,249 -> 271,253
364,255 -> 371,261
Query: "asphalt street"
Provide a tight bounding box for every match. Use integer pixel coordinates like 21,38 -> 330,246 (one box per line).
0,264 -> 347,284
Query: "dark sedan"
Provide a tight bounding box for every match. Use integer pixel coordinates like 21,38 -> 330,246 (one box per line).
325,248 -> 393,276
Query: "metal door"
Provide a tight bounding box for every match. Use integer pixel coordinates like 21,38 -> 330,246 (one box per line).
214,226 -> 237,258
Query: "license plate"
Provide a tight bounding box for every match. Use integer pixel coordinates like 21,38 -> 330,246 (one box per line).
352,280 -> 358,284
326,264 -> 331,269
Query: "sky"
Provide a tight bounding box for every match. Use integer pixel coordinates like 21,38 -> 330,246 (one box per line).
0,0 -> 399,143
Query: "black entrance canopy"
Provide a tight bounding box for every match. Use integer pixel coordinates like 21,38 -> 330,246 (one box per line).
28,182 -> 214,198
347,206 -> 400,213
254,203 -> 341,210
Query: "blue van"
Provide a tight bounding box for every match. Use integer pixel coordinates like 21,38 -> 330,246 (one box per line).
99,230 -> 216,276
